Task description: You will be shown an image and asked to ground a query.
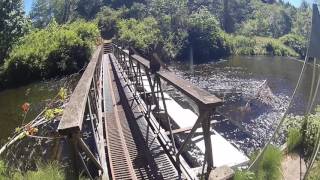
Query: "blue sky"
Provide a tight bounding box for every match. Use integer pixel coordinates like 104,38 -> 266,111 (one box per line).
23,0 -> 33,14
23,0 -> 313,14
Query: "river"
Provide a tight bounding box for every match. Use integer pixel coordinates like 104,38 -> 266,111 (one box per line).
0,76 -> 78,145
0,56 -> 318,156
170,56 -> 319,155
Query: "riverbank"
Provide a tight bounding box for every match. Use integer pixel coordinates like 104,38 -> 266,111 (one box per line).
0,20 -> 99,90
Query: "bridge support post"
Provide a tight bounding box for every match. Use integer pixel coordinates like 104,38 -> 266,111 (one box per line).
201,108 -> 214,177
67,131 -> 80,180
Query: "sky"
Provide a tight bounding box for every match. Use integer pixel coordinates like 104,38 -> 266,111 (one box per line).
23,0 -> 33,14
23,0 -> 314,15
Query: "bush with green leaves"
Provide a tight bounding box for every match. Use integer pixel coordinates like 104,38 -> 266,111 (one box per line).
253,145 -> 283,180
96,7 -> 127,39
284,111 -> 320,159
287,128 -> 303,152
308,161 -> 320,180
254,37 -> 298,57
181,8 -> 231,62
2,20 -> 99,87
279,33 -> 307,58
117,17 -> 161,53
234,170 -> 255,180
227,35 -> 256,55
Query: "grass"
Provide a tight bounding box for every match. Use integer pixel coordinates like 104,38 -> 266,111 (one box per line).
287,128 -> 302,153
0,161 -> 65,180
244,145 -> 283,180
234,170 -> 255,180
308,161 -> 320,180
256,145 -> 283,180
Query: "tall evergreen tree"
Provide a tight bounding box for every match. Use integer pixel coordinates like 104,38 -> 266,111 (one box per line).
0,0 -> 29,63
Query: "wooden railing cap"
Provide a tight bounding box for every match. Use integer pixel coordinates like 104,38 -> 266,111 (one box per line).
157,71 -> 222,108
58,46 -> 102,135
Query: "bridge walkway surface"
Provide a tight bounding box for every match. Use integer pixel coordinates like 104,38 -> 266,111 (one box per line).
102,43 -> 181,179
57,40 -> 248,180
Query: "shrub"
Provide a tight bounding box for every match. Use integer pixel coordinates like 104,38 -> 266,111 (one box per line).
279,33 -> 307,58
303,114 -> 320,158
97,7 -> 127,39
308,161 -> 320,180
228,35 -> 256,55
2,20 -> 99,87
234,170 -> 255,180
181,8 -> 231,62
11,162 -> 65,180
117,17 -> 161,53
0,160 -> 65,180
254,37 -> 298,57
255,145 -> 283,180
287,128 -> 303,152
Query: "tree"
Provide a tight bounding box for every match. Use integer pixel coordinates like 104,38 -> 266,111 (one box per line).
30,0 -> 65,28
239,2 -> 293,38
185,8 -> 231,61
97,7 -> 127,39
292,2 -> 312,38
0,0 -> 29,63
148,0 -> 189,59
117,17 -> 161,54
76,0 -> 103,20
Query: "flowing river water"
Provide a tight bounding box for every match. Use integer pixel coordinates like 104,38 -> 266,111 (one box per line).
0,77 -> 78,146
0,56 -> 318,157
170,56 -> 320,155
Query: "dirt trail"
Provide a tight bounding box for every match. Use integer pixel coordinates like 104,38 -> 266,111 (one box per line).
282,153 -> 306,180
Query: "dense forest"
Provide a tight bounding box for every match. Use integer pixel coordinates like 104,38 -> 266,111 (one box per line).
0,0 -> 313,88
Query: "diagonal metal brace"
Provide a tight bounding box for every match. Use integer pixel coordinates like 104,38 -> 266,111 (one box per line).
77,137 -> 103,171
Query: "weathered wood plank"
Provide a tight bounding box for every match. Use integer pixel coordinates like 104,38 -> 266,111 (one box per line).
157,71 -> 222,108
131,54 -> 150,69
58,46 -> 102,135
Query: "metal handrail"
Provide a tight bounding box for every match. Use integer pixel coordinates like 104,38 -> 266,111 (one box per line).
57,45 -> 108,179
112,43 -> 223,178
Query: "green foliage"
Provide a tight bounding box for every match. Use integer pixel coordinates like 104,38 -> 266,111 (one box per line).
228,35 -> 256,55
2,20 -> 99,86
238,1 -> 293,38
284,110 -> 320,159
255,37 -> 298,56
58,88 -> 67,100
279,33 -> 307,57
0,0 -> 29,63
304,114 -> 320,158
225,35 -> 298,56
184,8 -> 231,61
308,161 -> 320,180
255,145 -> 283,180
0,161 -> 65,180
76,0 -> 103,20
97,7 -> 126,39
30,0 -> 70,28
117,17 -> 161,53
44,108 -> 63,120
287,128 -> 303,152
234,170 -> 255,180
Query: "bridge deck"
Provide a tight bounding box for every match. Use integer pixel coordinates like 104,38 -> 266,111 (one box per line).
102,53 -> 180,179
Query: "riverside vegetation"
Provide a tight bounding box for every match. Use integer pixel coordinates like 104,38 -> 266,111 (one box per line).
0,0 -> 318,179
0,0 -> 312,89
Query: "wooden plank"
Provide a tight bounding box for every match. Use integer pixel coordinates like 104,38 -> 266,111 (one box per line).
58,46 -> 102,135
131,54 -> 150,69
157,71 -> 222,108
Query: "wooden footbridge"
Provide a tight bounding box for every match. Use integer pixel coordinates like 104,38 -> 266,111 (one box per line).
57,40 -> 248,180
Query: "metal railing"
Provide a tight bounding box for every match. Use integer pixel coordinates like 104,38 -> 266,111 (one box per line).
58,45 -> 108,180
113,43 -> 223,178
